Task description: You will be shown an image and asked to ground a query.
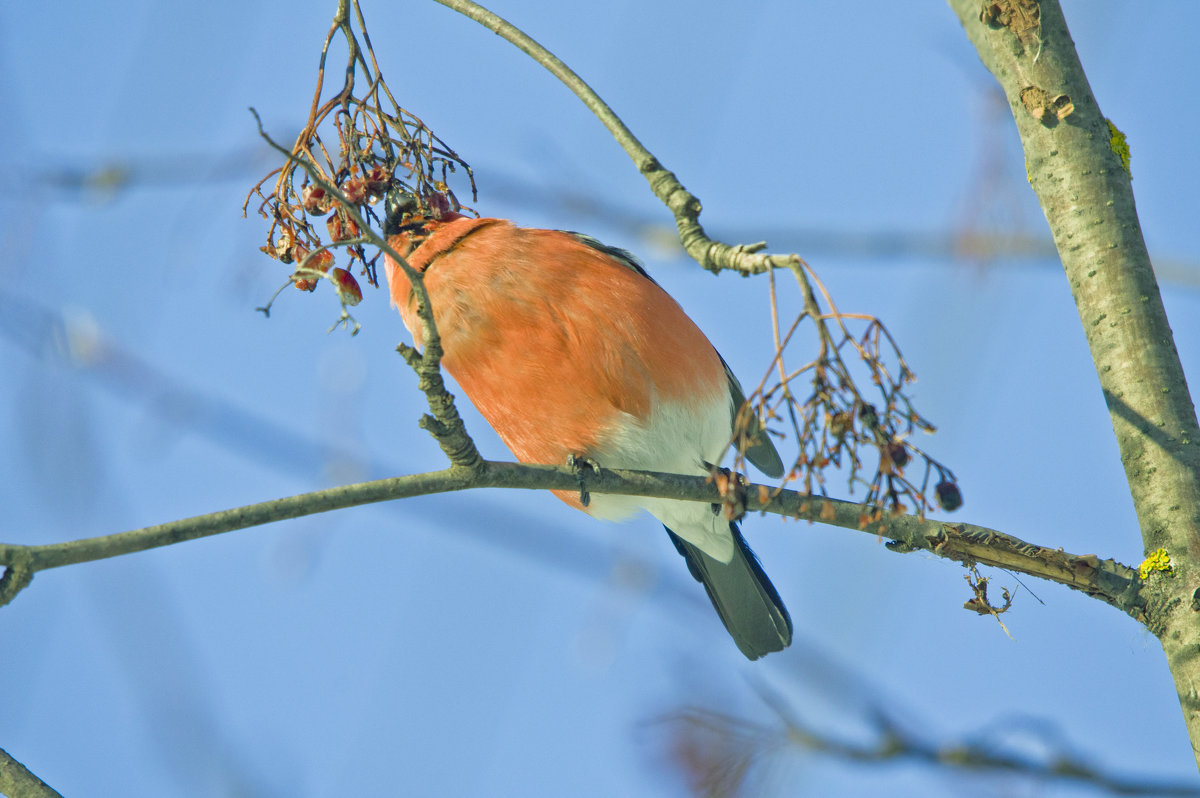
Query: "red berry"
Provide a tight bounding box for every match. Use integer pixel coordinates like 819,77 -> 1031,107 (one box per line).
427,192 -> 453,219
292,245 -> 333,272
341,178 -> 367,205
331,268 -> 362,305
310,249 -> 335,272
365,164 -> 390,198
302,185 -> 331,215
326,213 -> 361,242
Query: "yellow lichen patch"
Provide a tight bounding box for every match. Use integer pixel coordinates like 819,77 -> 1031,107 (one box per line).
1138,547 -> 1172,580
1106,118 -> 1132,174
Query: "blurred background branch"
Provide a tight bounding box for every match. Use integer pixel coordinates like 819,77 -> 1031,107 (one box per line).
7,146 -> 1197,288
659,680 -> 1200,798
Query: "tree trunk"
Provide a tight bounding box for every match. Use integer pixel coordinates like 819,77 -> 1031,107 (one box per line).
947,0 -> 1200,768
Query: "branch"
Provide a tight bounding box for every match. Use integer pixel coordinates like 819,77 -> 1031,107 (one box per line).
663,689 -> 1200,797
0,747 -> 64,798
946,0 -> 1200,767
0,461 -> 1144,620
430,0 -> 799,277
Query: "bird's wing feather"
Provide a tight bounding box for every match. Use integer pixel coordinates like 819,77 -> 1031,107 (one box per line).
569,233 -> 784,478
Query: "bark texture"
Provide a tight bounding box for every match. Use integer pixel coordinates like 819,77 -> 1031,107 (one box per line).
948,0 -> 1200,768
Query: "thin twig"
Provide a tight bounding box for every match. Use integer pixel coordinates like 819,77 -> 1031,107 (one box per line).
430,0 -> 800,276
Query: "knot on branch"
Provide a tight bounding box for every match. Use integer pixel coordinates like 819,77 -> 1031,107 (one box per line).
0,550 -> 35,608
396,341 -> 422,368
640,158 -> 700,218
980,0 -> 1042,58
1020,85 -> 1074,126
393,337 -> 483,470
419,410 -> 483,472
719,243 -> 785,276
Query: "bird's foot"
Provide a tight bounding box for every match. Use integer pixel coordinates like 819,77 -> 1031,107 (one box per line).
708,466 -> 748,522
566,453 -> 600,507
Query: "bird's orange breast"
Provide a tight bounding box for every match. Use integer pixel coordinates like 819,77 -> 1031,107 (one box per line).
384,219 -> 727,507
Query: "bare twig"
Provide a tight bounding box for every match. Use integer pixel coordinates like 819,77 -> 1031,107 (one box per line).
430,0 -> 795,277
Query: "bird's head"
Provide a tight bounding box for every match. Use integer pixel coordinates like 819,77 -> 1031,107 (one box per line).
383,186 -> 461,238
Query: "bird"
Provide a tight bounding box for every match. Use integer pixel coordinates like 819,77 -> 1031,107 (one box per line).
381,190 -> 792,659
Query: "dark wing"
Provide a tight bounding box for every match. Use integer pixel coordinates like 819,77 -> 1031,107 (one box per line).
568,232 -> 654,280
722,357 -> 785,478
570,231 -> 785,479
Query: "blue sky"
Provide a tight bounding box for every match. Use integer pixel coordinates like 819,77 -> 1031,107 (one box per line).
2,1 -> 1199,795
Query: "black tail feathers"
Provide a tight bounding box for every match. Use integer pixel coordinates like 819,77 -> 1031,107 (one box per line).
666,523 -> 792,660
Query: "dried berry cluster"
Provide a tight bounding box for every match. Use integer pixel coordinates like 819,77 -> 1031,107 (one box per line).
243,0 -> 474,327
733,266 -> 961,525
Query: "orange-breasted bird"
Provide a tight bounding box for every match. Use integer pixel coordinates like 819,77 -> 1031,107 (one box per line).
382,191 -> 792,659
